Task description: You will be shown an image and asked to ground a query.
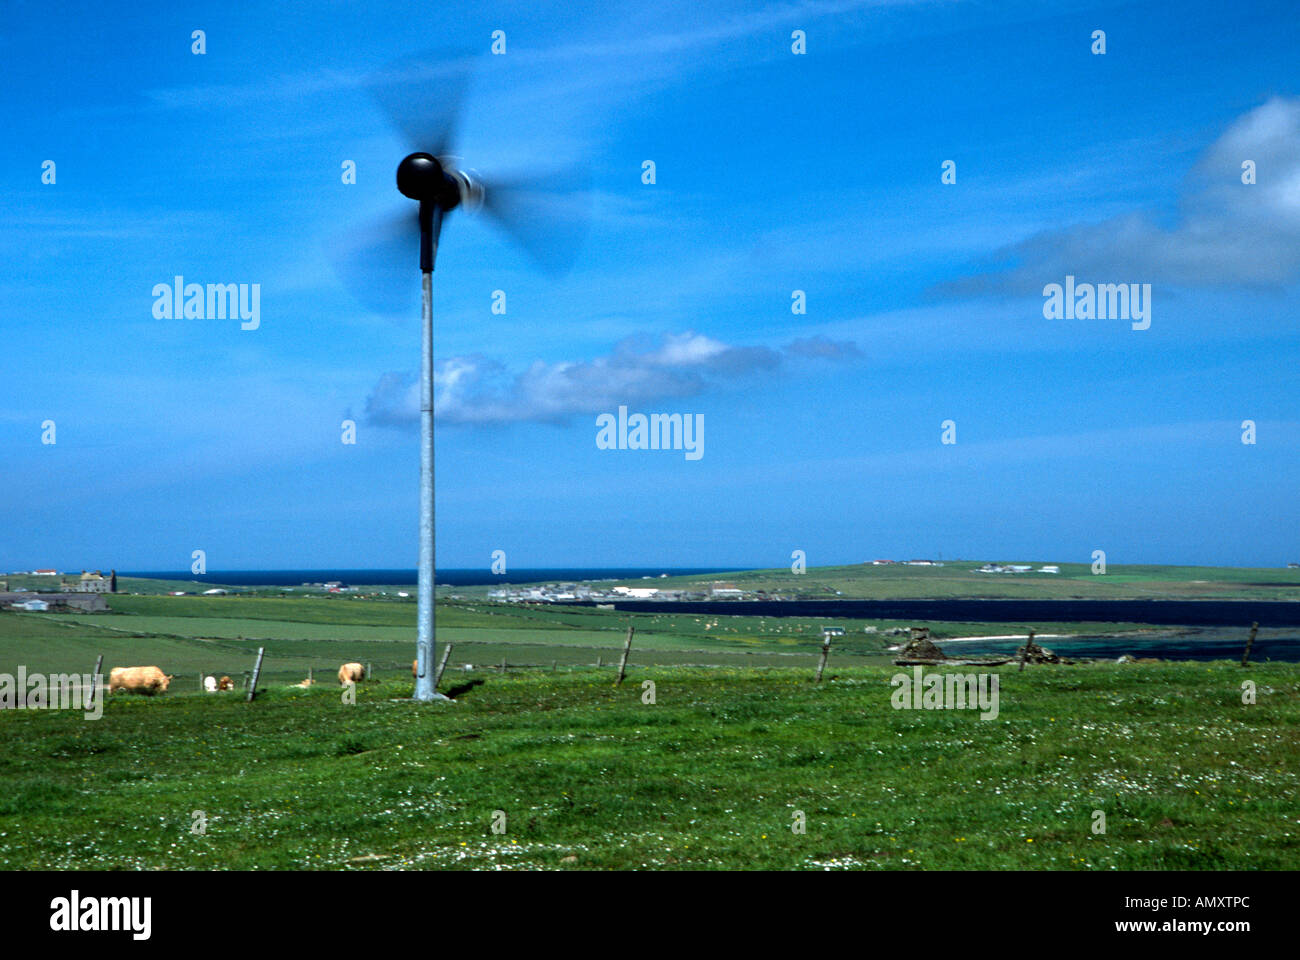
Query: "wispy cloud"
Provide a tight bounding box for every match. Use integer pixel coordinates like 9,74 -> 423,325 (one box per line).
936,97 -> 1300,296
139,0 -> 940,112
365,330 -> 863,425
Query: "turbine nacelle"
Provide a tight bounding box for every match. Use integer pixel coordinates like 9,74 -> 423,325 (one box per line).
396,152 -> 483,212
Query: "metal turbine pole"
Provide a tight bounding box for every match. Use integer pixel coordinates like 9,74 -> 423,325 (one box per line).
415,203 -> 448,701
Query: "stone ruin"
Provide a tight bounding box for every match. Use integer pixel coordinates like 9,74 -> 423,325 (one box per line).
897,626 -> 947,662
1015,634 -> 1060,664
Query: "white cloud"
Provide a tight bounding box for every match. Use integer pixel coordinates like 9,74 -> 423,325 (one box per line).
365,330 -> 861,426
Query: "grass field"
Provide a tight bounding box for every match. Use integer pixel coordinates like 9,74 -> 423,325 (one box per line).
0,591 -> 1172,685
2,584 -> 1294,871
0,662 -> 1295,870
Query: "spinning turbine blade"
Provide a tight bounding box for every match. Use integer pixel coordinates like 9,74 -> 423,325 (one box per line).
480,168 -> 590,274
365,50 -> 474,158
329,207 -> 421,315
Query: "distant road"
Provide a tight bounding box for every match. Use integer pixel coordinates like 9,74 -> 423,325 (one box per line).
563,598 -> 1300,627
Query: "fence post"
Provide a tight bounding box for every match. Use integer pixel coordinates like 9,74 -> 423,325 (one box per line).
1018,629 -> 1036,673
500,656 -> 507,674
596,656 -> 603,668
552,660 -> 558,672
616,624 -> 635,686
435,644 -> 453,690
815,637 -> 832,683
1241,622 -> 1259,667
246,647 -> 265,703
92,654 -> 103,703
308,667 -> 313,684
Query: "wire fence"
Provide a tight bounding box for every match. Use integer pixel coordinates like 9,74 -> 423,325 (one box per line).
153,636 -> 893,691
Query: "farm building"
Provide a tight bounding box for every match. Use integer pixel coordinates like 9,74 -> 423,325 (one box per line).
60,569 -> 116,593
0,592 -> 108,613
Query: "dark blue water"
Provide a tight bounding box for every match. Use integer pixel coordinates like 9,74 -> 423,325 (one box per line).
120,568 -> 741,587
581,598 -> 1300,627
575,599 -> 1300,661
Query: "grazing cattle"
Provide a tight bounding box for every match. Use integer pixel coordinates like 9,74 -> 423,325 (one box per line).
338,662 -> 365,685
109,666 -> 173,695
292,677 -> 315,688
203,676 -> 218,693
218,676 -> 234,691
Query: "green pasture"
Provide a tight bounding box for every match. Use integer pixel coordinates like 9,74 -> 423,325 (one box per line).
0,662 -> 1295,870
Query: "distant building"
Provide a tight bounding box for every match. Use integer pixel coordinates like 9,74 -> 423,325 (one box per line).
14,599 -> 50,612
1038,565 -> 1060,574
31,569 -> 58,576
63,570 -> 116,593
202,588 -> 229,596
613,586 -> 659,599
978,563 -> 1032,574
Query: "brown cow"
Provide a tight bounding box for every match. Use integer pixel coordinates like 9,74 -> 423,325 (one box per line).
338,662 -> 365,684
217,676 -> 234,691
109,666 -> 173,695
412,659 -> 418,678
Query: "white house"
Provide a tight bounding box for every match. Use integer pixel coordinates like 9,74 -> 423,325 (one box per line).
14,599 -> 50,611
613,585 -> 661,599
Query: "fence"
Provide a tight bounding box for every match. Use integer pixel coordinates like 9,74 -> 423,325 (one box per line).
139,634 -> 886,696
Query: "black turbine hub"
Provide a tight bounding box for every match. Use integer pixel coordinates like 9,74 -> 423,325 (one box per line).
397,152 -> 462,210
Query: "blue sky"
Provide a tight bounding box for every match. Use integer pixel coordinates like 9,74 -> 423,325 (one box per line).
3,0 -> 1298,571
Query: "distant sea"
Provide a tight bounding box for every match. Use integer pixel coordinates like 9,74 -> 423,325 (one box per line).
119,568 -> 742,587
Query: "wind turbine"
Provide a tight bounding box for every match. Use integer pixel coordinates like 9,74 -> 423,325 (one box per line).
349,52 -> 588,701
